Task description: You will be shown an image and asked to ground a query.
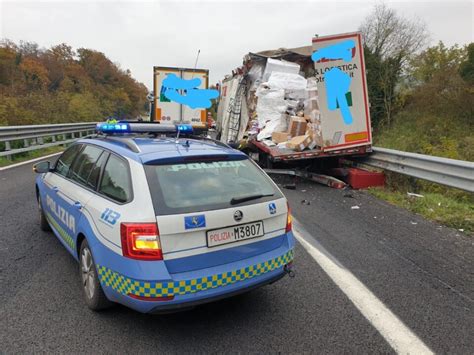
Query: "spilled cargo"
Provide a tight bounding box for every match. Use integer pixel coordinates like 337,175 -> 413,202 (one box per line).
216,32 -> 373,166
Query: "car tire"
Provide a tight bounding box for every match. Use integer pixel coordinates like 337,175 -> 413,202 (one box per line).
79,239 -> 113,311
38,195 -> 51,232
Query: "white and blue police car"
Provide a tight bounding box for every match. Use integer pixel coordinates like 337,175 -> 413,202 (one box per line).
34,122 -> 294,313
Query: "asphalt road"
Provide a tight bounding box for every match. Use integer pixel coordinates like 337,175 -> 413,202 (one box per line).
1,160 -> 473,353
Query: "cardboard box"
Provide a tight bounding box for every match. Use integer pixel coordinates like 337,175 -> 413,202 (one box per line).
288,116 -> 307,137
286,135 -> 312,152
272,131 -> 290,144
306,123 -> 324,150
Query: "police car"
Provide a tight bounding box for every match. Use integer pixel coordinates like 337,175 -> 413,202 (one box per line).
34,122 -> 294,313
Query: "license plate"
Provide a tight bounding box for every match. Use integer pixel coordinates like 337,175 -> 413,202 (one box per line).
207,221 -> 265,248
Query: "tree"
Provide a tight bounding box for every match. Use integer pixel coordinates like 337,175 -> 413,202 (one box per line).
360,3 -> 428,128
459,43 -> 474,84
408,42 -> 472,123
411,42 -> 467,83
0,39 -> 148,125
19,57 -> 50,90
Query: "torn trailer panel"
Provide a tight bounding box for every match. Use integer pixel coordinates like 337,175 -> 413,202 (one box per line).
216,32 -> 372,163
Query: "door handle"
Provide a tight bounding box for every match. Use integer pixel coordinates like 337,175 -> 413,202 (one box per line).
74,201 -> 82,210
52,186 -> 59,193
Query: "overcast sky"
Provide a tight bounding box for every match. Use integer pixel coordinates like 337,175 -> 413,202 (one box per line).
1,0 -> 473,89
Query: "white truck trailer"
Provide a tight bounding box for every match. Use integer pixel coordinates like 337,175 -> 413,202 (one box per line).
150,66 -> 210,125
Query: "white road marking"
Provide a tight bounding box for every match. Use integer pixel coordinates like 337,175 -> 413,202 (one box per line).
293,220 -> 433,354
0,152 -> 62,171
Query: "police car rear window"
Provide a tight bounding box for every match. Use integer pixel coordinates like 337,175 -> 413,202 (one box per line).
144,158 -> 282,215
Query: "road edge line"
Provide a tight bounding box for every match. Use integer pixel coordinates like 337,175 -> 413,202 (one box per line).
0,152 -> 63,171
292,220 -> 433,354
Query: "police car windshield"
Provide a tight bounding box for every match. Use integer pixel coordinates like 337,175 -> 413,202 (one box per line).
144,158 -> 282,215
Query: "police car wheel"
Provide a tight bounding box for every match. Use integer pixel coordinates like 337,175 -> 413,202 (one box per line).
38,195 -> 51,232
79,239 -> 112,311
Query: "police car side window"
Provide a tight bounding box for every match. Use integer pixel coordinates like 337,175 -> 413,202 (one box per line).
68,145 -> 104,187
55,144 -> 83,177
86,151 -> 109,190
98,155 -> 131,203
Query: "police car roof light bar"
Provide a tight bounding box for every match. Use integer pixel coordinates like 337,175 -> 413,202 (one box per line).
96,122 -> 195,136
96,122 -> 131,134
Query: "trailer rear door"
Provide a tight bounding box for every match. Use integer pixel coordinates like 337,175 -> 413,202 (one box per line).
182,69 -> 208,125
153,67 -> 209,125
312,32 -> 372,151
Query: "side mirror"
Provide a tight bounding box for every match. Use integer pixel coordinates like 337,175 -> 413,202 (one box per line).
33,161 -> 51,173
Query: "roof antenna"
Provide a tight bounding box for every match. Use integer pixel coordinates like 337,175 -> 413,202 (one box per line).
175,128 -> 180,144
191,49 -> 200,79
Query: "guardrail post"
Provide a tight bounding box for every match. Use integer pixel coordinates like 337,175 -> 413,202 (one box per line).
51,135 -> 56,143
23,139 -> 29,148
62,134 -> 66,141
38,137 -> 44,145
4,141 -> 11,161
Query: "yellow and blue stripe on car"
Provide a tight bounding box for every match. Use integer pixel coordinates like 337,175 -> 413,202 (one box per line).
97,249 -> 294,298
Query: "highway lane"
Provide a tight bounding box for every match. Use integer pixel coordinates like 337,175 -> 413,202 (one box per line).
1,160 -> 472,353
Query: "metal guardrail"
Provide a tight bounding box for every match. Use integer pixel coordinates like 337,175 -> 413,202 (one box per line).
355,147 -> 474,192
1,123 -> 473,192
0,123 -> 97,158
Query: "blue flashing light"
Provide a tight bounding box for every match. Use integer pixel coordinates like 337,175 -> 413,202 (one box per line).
96,122 -> 130,134
176,124 -> 194,134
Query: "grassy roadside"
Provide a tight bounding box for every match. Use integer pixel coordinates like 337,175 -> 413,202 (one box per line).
0,146 -> 64,167
368,103 -> 474,236
366,173 -> 474,236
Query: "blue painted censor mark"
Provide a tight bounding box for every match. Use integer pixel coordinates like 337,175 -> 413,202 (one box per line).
163,74 -> 219,109
312,39 -> 356,125
185,215 -> 206,229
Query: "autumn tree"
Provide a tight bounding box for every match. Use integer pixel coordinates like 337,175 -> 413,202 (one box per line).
0,40 -> 148,125
360,3 -> 428,128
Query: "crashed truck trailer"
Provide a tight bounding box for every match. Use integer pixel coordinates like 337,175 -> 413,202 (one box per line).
216,32 -> 372,165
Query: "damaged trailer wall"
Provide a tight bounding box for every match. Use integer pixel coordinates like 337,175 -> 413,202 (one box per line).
218,75 -> 250,144
217,35 -> 372,155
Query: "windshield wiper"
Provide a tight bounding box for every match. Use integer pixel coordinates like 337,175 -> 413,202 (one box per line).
230,193 -> 274,205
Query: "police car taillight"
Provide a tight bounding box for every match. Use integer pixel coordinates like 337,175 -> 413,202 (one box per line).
286,202 -> 292,233
120,223 -> 163,260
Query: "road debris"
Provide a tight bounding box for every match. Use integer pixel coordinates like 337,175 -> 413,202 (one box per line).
351,206 -> 360,210
265,168 -> 346,189
407,192 -> 424,198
